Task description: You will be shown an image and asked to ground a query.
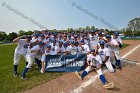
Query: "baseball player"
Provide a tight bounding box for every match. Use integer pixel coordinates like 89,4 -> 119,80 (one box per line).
105,34 -> 116,69
63,42 -> 72,55
75,49 -> 114,89
89,30 -> 99,50
56,41 -> 65,55
110,31 -> 122,69
50,38 -> 59,54
70,41 -> 82,54
98,40 -> 114,72
13,36 -> 31,77
80,34 -> 88,45
40,45 -> 57,73
21,42 -> 44,80
38,34 -> 47,44
80,40 -> 90,54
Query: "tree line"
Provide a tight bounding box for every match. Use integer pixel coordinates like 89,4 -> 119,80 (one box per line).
122,17 -> 140,37
0,17 -> 140,42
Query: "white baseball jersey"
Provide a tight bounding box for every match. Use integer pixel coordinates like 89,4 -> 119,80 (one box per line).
81,44 -> 90,53
56,46 -> 65,53
98,47 -> 110,61
41,49 -> 56,62
71,46 -> 82,53
87,54 -> 102,67
26,45 -> 41,57
45,50 -> 56,55
30,37 -> 38,43
64,46 -> 72,52
14,39 -> 30,55
38,38 -> 47,43
89,34 -> 99,47
110,37 -> 122,51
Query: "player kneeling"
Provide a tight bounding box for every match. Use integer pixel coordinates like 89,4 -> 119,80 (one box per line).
75,49 -> 114,89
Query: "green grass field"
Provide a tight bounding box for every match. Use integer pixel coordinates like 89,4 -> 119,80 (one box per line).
0,44 -> 64,93
0,43 -> 129,93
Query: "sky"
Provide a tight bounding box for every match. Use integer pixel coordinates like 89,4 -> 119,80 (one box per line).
0,0 -> 140,34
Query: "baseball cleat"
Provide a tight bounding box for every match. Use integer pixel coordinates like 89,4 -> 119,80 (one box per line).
75,71 -> 82,80
40,69 -> 45,74
108,82 -> 114,88
21,76 -> 28,80
103,82 -> 114,89
116,66 -> 122,70
14,73 -> 19,77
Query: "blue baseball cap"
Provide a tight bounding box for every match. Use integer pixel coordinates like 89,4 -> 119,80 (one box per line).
52,39 -> 56,43
113,31 -> 119,36
105,34 -> 111,38
74,35 -> 78,38
53,32 -> 58,36
25,36 -> 32,40
33,33 -> 39,37
63,42 -> 68,46
77,34 -> 80,36
58,41 -> 63,45
91,49 -> 95,52
80,40 -> 84,43
99,40 -> 105,45
72,32 -> 75,35
47,45 -> 51,48
38,42 -> 44,45
40,34 -> 45,37
47,32 -> 51,35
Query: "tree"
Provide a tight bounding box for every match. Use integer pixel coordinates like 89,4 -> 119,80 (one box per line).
25,31 -> 34,35
124,28 -> 133,37
85,26 -> 91,31
91,26 -> 95,30
128,17 -> 140,37
18,30 -> 25,36
0,31 -> 8,41
8,32 -> 18,41
67,28 -> 73,32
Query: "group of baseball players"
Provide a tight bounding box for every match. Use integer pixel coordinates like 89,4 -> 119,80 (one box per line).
13,29 -> 122,89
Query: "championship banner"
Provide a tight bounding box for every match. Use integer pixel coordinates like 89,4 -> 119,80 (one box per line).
45,54 -> 87,72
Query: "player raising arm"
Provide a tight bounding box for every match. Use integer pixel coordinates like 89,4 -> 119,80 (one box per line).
13,36 -> 31,77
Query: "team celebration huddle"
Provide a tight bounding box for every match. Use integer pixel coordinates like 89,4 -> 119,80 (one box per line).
13,29 -> 122,89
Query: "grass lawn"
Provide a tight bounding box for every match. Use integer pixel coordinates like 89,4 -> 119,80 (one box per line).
0,44 -> 64,93
0,43 -> 129,93
122,43 -> 130,49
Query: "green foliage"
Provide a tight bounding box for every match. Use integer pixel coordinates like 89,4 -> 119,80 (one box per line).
121,43 -> 130,49
85,26 -> 90,31
18,30 -> 26,37
125,17 -> 140,36
128,17 -> 140,32
8,32 -> 18,41
0,31 -> 8,41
